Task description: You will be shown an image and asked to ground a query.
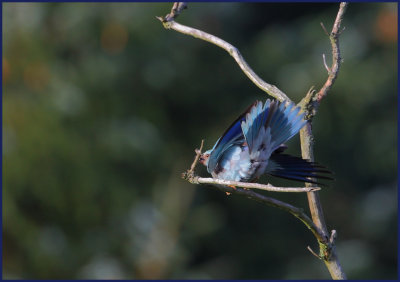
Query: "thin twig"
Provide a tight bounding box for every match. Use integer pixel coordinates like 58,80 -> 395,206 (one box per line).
320,22 -> 329,36
156,2 -> 187,22
188,139 -> 204,174
330,229 -> 337,244
157,5 -> 290,102
322,54 -> 331,73
307,246 -> 322,260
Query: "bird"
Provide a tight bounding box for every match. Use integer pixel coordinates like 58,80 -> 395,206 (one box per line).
198,99 -> 333,185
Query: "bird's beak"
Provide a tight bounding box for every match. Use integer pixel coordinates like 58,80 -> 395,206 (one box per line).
199,154 -> 209,166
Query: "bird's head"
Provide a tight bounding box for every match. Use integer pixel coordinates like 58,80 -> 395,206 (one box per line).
199,149 -> 212,166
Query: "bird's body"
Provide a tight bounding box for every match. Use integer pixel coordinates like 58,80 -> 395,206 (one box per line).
210,145 -> 254,181
199,99 -> 332,184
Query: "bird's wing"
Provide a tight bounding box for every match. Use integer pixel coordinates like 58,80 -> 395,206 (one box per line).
207,102 -> 256,173
241,99 -> 307,158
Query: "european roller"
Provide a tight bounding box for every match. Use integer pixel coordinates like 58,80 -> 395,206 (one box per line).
199,99 -> 332,184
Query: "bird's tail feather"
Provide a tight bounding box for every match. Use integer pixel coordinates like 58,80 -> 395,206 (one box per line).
266,153 -> 334,185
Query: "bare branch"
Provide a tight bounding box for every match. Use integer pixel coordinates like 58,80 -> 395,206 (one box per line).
301,1 -> 348,237
190,177 -> 321,192
157,3 -> 290,102
316,2 -> 348,103
299,3 -> 348,279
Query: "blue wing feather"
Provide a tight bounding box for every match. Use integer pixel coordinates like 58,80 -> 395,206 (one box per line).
241,100 -> 272,154
267,101 -> 306,149
207,102 -> 256,173
241,99 -> 306,154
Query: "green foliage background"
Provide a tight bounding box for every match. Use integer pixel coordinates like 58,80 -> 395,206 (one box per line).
3,2 -> 397,279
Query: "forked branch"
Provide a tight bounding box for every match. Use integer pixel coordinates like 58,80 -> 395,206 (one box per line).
299,2 -> 348,280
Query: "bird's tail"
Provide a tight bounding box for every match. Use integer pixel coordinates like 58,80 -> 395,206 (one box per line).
266,153 -> 334,185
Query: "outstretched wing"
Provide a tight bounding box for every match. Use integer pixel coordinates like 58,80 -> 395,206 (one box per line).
241,99 -> 306,159
207,102 -> 256,173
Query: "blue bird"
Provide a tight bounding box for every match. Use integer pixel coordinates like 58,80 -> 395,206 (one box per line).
199,99 -> 332,185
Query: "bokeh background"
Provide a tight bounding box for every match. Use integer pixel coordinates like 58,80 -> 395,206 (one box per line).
2,2 -> 397,279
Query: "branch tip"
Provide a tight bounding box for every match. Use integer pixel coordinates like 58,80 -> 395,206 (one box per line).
322,54 -> 331,73
164,2 -> 188,22
330,230 -> 337,244
310,187 -> 321,192
307,246 -> 323,260
320,22 -> 329,36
